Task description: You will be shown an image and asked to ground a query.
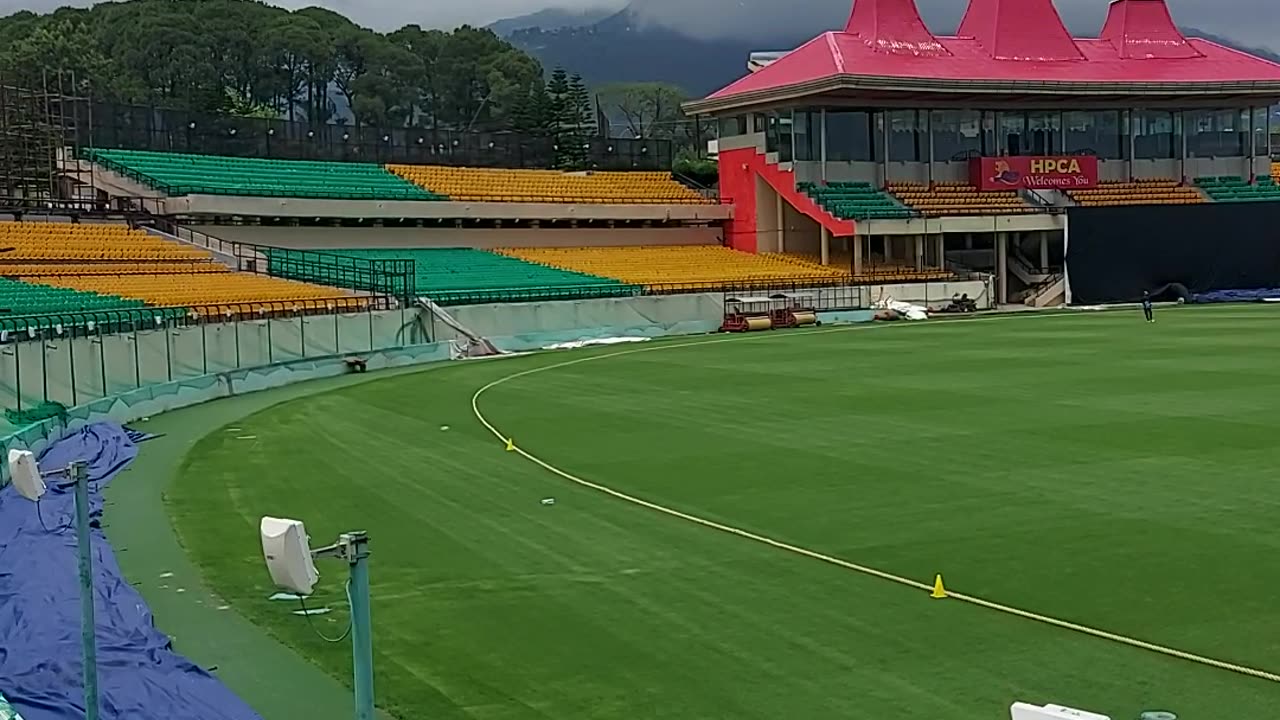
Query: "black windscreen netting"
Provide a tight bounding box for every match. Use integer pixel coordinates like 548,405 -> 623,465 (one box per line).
1066,202 -> 1280,304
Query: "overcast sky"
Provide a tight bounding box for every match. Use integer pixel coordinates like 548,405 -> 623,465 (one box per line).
2,0 -> 1276,50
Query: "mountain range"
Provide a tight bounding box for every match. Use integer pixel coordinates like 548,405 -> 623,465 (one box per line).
492,6 -> 1280,97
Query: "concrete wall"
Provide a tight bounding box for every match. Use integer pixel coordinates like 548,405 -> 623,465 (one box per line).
869,279 -> 993,309
754,174 -> 780,253
192,226 -> 723,249
438,293 -> 726,350
781,204 -> 821,256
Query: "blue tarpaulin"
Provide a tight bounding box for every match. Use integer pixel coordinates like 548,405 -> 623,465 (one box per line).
1192,288 -> 1280,303
0,423 -> 261,720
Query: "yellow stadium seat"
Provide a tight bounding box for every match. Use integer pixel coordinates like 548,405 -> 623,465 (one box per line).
0,221 -> 362,312
765,253 -> 951,282
1064,179 -> 1205,207
886,181 -> 1038,216
385,165 -> 713,205
495,245 -> 947,288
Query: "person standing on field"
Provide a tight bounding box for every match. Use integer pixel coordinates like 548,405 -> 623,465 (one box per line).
1142,290 -> 1154,323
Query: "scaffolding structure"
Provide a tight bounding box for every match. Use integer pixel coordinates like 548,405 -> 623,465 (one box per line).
0,73 -> 79,200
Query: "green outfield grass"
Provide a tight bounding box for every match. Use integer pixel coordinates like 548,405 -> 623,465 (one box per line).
169,307 -> 1280,719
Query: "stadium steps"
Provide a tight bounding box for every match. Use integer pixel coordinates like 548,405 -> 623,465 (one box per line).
1025,274 -> 1066,308
1006,252 -> 1053,286
738,150 -> 857,237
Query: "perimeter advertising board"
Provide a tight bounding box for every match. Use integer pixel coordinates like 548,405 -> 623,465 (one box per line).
970,156 -> 1098,191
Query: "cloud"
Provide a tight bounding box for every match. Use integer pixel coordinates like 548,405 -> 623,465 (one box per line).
627,0 -> 1278,50
0,0 -> 1274,50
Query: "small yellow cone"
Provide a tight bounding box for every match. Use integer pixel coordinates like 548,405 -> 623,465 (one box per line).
505,438 -> 516,452
930,574 -> 948,599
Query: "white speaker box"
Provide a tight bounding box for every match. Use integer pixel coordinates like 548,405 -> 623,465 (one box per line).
260,516 -> 319,596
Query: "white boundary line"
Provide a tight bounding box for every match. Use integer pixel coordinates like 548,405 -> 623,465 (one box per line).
471,319 -> 1280,684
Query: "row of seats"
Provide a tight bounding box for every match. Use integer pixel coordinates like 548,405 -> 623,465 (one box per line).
0,222 -> 215,262
31,273 -> 368,314
1196,175 -> 1280,202
764,253 -> 951,282
1067,180 -> 1205,207
86,149 -> 710,206
888,181 -> 1038,216
387,166 -> 710,205
797,181 -> 915,220
0,276 -> 146,316
497,245 -> 842,288
85,149 -> 443,201
0,221 -> 364,314
270,247 -> 636,304
5,262 -> 229,276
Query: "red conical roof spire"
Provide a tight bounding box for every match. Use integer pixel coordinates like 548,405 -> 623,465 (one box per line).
1100,0 -> 1203,59
844,0 -> 950,57
957,0 -> 1083,61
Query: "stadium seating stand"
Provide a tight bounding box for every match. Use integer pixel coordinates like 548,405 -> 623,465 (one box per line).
797,182 -> 915,220
1195,175 -> 1280,202
387,166 -> 710,204
1067,179 -> 1205,206
272,247 -> 637,304
888,181 -> 1038,216
85,149 -> 443,201
0,222 -> 363,314
497,245 -> 839,288
765,253 -> 951,282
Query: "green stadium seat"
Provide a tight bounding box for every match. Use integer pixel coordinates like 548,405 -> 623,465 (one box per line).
0,277 -> 145,317
264,247 -> 639,304
82,149 -> 447,201
798,181 -> 915,220
1194,175 -> 1280,203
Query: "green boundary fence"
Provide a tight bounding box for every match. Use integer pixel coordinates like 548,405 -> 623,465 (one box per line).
0,302 -> 431,469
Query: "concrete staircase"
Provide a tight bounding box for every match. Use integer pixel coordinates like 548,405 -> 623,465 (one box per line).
1007,252 -> 1053,287
1026,274 -> 1066,307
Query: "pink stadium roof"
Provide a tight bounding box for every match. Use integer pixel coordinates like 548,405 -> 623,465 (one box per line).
692,0 -> 1280,110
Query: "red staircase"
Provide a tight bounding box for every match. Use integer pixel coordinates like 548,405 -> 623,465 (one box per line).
719,147 -> 855,252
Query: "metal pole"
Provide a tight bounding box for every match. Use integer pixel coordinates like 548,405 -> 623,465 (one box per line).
344,532 -> 375,720
71,460 -> 100,720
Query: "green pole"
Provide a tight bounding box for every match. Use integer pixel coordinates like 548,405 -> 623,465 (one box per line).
344,532 -> 374,720
71,460 -> 99,720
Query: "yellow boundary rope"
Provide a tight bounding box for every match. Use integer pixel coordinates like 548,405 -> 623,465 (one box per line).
470,323 -> 1280,684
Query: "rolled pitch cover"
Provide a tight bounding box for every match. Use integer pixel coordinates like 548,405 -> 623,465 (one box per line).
792,311 -> 818,326
745,316 -> 772,331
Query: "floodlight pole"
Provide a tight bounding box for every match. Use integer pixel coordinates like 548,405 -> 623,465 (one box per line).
343,531 -> 374,720
70,460 -> 100,720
